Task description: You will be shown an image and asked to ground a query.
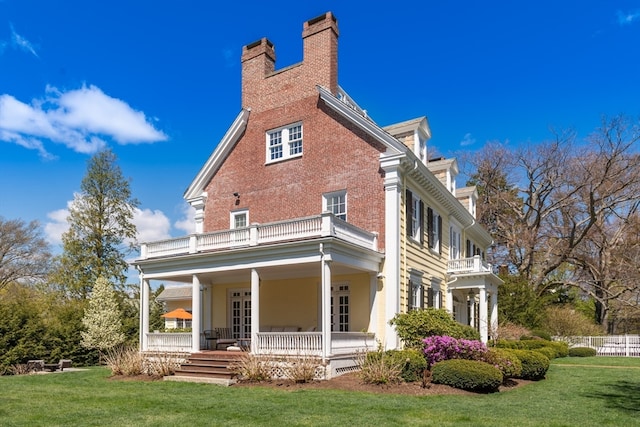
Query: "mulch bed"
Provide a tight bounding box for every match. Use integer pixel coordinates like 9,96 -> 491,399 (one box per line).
230,372 -> 531,396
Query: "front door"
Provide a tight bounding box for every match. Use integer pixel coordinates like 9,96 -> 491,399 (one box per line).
229,289 -> 251,339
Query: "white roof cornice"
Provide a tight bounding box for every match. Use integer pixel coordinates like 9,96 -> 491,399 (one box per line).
317,85 -> 406,154
184,109 -> 251,201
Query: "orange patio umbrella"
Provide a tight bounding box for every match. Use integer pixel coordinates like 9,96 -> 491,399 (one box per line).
161,308 -> 193,320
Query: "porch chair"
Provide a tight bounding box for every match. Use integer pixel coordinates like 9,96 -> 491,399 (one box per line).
203,328 -> 237,350
213,327 -> 237,350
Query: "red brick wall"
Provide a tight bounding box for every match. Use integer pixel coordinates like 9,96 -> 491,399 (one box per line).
203,96 -> 387,249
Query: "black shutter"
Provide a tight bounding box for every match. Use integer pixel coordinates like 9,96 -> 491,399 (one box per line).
466,239 -> 471,257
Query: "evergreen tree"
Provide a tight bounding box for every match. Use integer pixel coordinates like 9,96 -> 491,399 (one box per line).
52,149 -> 138,298
81,276 -> 125,351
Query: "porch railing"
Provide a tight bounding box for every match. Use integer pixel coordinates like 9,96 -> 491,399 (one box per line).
447,256 -> 492,274
140,213 -> 378,260
254,332 -> 376,357
145,331 -> 377,356
555,335 -> 640,357
146,332 -> 192,352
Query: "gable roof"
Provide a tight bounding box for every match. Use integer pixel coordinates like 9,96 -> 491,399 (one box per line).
156,286 -> 192,301
184,108 -> 251,202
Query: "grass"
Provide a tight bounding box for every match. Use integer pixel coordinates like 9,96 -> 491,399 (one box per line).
0,357 -> 639,426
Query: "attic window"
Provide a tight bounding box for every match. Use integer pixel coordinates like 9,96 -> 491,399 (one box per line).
266,123 -> 303,164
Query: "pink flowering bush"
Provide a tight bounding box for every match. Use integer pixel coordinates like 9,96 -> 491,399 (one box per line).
422,335 -> 488,368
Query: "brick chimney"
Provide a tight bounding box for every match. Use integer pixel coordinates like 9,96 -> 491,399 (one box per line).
302,12 -> 339,94
240,12 -> 339,112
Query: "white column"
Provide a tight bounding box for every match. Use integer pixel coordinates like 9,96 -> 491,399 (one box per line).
381,155 -> 403,350
490,291 -> 499,339
320,245 -> 332,360
446,287 -> 454,314
479,287 -> 488,343
251,268 -> 260,353
192,275 -> 202,352
140,276 -> 150,351
369,272 -> 378,334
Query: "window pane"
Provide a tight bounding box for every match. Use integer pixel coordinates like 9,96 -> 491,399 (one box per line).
234,213 -> 247,228
289,125 -> 303,155
269,130 -> 283,159
327,193 -> 346,220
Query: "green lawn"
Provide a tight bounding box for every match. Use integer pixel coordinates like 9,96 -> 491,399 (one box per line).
1,357 -> 639,426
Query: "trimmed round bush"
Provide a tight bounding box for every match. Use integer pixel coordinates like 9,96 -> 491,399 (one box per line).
483,348 -> 522,380
568,347 -> 597,357
431,359 -> 503,393
548,341 -> 569,358
534,346 -> 557,360
512,350 -> 550,380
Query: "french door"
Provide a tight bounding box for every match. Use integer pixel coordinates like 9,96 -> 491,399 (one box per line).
229,289 -> 251,339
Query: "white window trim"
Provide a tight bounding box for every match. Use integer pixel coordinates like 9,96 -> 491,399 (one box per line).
230,209 -> 249,229
449,224 -> 461,260
411,194 -> 422,241
323,190 -> 347,221
408,269 -> 424,311
266,122 -> 303,164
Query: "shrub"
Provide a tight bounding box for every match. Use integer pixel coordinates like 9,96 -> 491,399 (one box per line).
568,347 -> 597,357
390,308 -> 480,349
547,341 -> 569,358
422,335 -> 488,368
431,359 -> 503,393
530,329 -> 552,341
229,353 -> 271,382
534,346 -> 557,360
104,346 -> 145,376
482,348 -> 522,380
284,355 -> 321,383
379,349 -> 427,382
512,350 -> 549,380
360,350 -> 404,384
496,338 -> 568,359
542,306 -> 604,336
144,352 -> 183,377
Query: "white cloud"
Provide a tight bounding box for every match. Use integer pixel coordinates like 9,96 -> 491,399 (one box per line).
10,23 -> 38,57
174,202 -> 196,235
617,10 -> 640,26
44,206 -> 71,246
0,85 -> 167,158
460,132 -> 476,147
134,208 -> 172,243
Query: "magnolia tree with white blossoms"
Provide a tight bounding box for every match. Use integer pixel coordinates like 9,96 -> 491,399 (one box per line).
81,276 -> 125,351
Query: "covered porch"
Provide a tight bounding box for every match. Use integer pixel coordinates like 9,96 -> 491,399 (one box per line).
446,256 -> 502,342
136,213 -> 383,370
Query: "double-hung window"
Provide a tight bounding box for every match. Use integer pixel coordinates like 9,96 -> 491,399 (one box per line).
406,190 -> 424,243
408,270 -> 424,311
324,190 -> 347,220
427,207 -> 442,253
266,123 -> 303,163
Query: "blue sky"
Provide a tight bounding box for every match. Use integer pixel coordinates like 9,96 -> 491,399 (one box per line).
1,1 -> 639,253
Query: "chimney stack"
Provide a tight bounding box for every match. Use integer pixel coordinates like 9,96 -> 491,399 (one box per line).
303,12 -> 339,94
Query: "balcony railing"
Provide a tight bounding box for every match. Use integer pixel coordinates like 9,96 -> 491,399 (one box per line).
447,256 -> 493,274
139,213 -> 378,260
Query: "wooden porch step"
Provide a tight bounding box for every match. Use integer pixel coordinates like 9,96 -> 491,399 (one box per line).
169,351 -> 244,385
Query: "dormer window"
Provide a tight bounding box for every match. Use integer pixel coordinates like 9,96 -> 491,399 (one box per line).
266,123 -> 303,163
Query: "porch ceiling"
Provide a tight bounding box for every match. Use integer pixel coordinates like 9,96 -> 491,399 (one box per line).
136,237 -> 383,285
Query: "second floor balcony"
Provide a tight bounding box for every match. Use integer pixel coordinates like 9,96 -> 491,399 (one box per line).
447,256 -> 493,275
138,212 -> 379,260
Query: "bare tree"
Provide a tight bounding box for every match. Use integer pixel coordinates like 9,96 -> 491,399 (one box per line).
0,217 -> 51,290
467,115 -> 640,329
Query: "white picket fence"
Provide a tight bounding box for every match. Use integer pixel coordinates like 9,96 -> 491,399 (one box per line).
556,335 -> 640,357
